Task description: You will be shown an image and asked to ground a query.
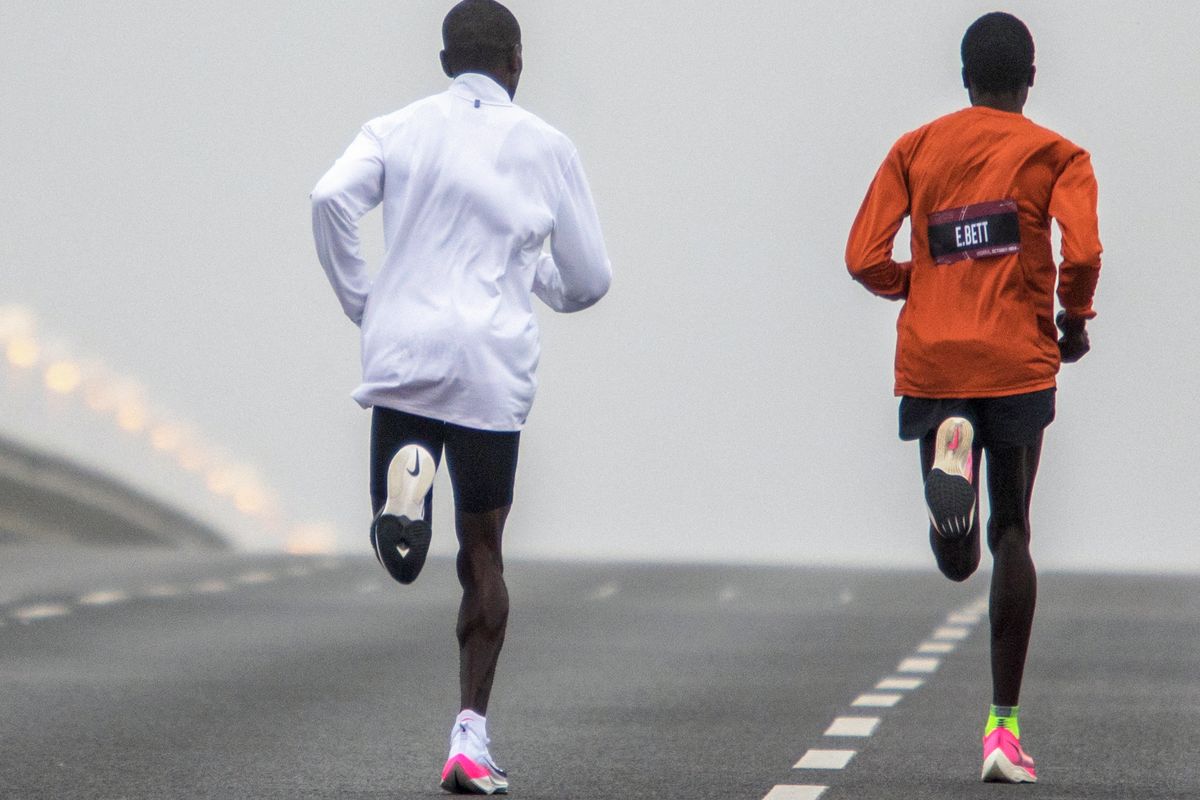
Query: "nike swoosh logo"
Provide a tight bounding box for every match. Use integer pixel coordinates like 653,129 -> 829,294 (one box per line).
407,451 -> 420,477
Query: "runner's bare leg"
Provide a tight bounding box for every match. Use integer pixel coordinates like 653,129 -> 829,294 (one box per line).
456,506 -> 511,715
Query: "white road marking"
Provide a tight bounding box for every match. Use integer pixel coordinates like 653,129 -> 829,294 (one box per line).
824,716 -> 880,737
588,582 -> 619,600
918,641 -> 956,654
78,590 -> 129,606
142,584 -> 183,598
947,611 -> 980,625
933,625 -> 971,640
763,785 -> 827,799
837,589 -> 854,605
194,579 -> 230,594
851,692 -> 902,708
898,656 -> 940,673
876,677 -> 924,691
235,571 -> 275,585
12,603 -> 71,622
795,750 -> 856,770
718,586 -> 740,603
357,581 -> 382,594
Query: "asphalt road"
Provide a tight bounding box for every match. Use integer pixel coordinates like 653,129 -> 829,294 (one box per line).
0,545 -> 1195,799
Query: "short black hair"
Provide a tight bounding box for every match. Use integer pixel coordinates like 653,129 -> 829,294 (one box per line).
961,12 -> 1034,92
442,0 -> 521,73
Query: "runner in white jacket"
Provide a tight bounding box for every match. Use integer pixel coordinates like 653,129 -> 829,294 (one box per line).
310,1 -> 610,793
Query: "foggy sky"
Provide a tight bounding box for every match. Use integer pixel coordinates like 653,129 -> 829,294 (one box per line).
2,1 -> 1197,572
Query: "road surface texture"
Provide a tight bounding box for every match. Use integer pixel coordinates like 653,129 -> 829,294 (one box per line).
0,545 -> 1195,799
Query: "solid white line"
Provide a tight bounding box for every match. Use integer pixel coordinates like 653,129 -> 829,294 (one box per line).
851,693 -> 902,708
763,785 -> 827,799
876,677 -> 924,691
934,625 -> 971,640
194,579 -> 230,594
78,590 -> 129,606
794,749 -> 856,770
898,656 -> 941,673
588,582 -> 619,600
918,641 -> 956,654
824,716 -> 880,737
12,603 -> 71,622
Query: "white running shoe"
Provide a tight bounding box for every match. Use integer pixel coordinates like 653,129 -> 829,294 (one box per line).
440,714 -> 508,795
370,444 -> 436,585
924,416 -> 976,538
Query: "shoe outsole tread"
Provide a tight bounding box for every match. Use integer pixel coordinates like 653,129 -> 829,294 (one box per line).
372,514 -> 432,585
926,417 -> 976,538
925,469 -> 976,538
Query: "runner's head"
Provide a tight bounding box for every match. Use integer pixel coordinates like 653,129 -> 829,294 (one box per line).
961,12 -> 1035,107
441,0 -> 523,99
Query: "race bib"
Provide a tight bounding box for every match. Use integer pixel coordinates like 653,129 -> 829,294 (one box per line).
927,199 -> 1020,265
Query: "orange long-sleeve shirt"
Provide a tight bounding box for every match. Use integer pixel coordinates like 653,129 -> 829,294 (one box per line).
846,105 -> 1102,398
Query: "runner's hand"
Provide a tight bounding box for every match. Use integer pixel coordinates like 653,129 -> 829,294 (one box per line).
1056,311 -> 1090,363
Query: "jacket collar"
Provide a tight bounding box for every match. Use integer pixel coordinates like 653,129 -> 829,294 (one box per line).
448,73 -> 512,106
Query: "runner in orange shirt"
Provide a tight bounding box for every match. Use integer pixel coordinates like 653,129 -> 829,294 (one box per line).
846,12 -> 1101,784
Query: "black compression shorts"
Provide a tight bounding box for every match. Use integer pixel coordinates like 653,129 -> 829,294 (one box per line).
370,406 -> 520,517
899,388 -> 1055,449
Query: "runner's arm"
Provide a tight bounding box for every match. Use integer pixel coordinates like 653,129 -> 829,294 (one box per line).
534,152 -> 611,313
845,144 -> 912,300
310,127 -> 385,325
1050,150 -> 1102,321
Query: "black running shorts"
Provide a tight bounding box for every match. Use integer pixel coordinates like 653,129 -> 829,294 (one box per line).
899,388 -> 1055,449
369,407 -> 520,517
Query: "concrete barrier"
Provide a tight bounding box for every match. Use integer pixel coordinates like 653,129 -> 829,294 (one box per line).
0,434 -> 226,549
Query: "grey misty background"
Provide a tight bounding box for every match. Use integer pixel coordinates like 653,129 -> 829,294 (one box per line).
1,1 -> 1196,571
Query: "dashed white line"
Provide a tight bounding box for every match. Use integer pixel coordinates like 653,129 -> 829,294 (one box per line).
876,676 -> 924,691
897,656 -> 940,673
718,586 -> 740,603
795,749 -> 856,770
947,611 -> 980,625
824,716 -> 880,737
588,582 -> 619,600
933,625 -> 971,640
235,571 -> 275,585
12,603 -> 71,623
917,640 -> 956,654
763,785 -> 827,800
851,692 -> 902,708
3,560 -> 331,629
78,590 -> 129,606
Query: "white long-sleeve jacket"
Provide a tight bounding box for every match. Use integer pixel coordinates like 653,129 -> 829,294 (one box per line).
312,73 -> 611,431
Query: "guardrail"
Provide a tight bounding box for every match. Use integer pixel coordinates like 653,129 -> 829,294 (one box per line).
0,434 -> 226,550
